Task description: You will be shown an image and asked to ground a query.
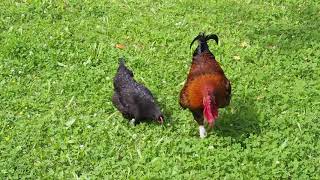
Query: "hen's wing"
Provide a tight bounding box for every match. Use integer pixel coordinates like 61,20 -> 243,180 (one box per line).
115,83 -> 149,117
112,92 -> 133,119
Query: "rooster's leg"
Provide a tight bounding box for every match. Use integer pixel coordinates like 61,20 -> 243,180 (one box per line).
199,126 -> 206,138
192,110 -> 207,138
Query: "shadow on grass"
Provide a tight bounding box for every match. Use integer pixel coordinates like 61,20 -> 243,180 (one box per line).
212,96 -> 261,143
246,3 -> 320,52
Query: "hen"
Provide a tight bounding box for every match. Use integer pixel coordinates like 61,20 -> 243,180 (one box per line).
179,33 -> 231,138
112,58 -> 164,125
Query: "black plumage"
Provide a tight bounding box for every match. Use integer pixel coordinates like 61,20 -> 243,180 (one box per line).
112,58 -> 163,125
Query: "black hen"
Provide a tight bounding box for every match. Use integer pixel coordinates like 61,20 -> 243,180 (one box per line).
112,58 -> 164,125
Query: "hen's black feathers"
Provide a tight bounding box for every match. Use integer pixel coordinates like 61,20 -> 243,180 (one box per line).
112,58 -> 162,124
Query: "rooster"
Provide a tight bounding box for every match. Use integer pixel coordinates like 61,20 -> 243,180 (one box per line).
112,58 -> 164,125
179,33 -> 231,138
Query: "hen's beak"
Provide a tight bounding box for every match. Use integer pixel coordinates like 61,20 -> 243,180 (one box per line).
158,116 -> 164,124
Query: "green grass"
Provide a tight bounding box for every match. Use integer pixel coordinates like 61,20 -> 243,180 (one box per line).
1,0 -> 320,179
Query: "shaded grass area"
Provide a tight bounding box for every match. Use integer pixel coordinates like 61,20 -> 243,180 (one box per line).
0,0 -> 319,178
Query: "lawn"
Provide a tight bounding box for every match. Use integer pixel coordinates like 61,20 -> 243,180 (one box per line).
1,0 -> 320,179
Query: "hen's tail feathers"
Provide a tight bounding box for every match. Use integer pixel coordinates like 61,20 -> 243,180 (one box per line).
190,32 -> 219,55
117,57 -> 134,77
119,57 -> 126,65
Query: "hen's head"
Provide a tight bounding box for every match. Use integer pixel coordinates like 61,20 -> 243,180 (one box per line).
136,100 -> 164,124
145,103 -> 164,124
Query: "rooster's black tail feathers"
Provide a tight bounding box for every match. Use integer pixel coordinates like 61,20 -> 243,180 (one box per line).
190,32 -> 218,56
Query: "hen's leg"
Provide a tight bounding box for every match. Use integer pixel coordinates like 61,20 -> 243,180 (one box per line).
130,119 -> 136,125
192,110 -> 206,138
